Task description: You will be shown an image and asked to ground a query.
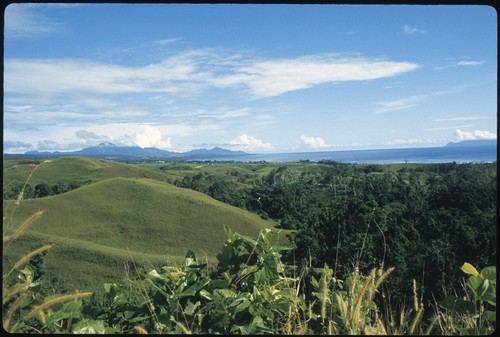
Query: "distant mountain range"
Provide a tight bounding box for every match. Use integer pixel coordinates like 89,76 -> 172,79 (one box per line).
4,139 -> 495,161
445,139 -> 497,147
4,143 -> 249,161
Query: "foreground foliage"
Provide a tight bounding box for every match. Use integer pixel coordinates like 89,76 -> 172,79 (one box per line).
3,225 -> 495,334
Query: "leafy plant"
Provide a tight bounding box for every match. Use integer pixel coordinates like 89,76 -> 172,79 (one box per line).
438,262 -> 496,335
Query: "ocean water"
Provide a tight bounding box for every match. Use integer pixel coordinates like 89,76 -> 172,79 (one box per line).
203,144 -> 497,164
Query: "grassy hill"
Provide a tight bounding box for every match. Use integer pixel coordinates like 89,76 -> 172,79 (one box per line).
2,156 -> 169,194
3,158 -> 280,293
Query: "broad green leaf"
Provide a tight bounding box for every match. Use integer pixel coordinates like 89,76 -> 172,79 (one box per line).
223,224 -> 235,241
147,269 -> 162,278
72,319 -> 106,334
210,278 -> 230,289
239,233 -> 259,246
438,296 -> 476,315
184,300 -> 201,316
466,275 -> 483,296
481,266 -> 496,284
199,289 -> 213,301
310,276 -> 320,289
484,310 -> 496,322
103,283 -> 112,293
262,253 -> 280,281
45,301 -> 82,325
261,229 -> 279,249
184,249 -> 197,266
251,315 -> 274,334
477,279 -> 496,306
234,298 -> 251,315
478,278 -> 490,297
179,278 -> 210,298
460,262 -> 480,276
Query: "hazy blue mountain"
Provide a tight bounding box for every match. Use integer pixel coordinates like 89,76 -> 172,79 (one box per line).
8,143 -> 247,161
181,146 -> 247,158
75,143 -> 175,157
445,139 -> 497,147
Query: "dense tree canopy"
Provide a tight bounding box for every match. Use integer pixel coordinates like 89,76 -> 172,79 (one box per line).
176,162 -> 496,312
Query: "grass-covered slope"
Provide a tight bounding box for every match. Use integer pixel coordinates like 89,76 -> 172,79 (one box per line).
3,156 -> 169,193
3,177 -> 278,292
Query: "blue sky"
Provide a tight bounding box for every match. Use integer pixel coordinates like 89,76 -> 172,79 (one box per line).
3,3 -> 497,153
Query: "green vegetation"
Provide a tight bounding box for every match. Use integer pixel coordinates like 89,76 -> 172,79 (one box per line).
3,225 -> 495,334
3,156 -> 169,198
3,158 -> 277,293
155,159 -> 496,320
2,156 -> 496,334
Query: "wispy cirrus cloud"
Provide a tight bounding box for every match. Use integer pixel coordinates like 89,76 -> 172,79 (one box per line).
434,58 -> 484,70
432,116 -> 489,122
423,125 -> 473,132
141,38 -> 182,47
4,57 -> 200,96
372,91 -> 447,113
4,4 -> 69,39
5,52 -> 419,102
457,60 -> 484,66
214,55 -> 419,98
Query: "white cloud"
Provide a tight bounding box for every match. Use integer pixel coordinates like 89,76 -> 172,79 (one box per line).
76,129 -> 104,142
135,125 -> 173,149
300,135 -> 332,149
4,58 -> 198,97
403,25 -> 427,34
455,129 -> 497,141
434,59 -> 484,71
3,140 -> 33,153
424,125 -> 473,132
5,51 -> 419,105
215,56 -> 419,98
372,91 -> 447,113
142,38 -> 182,47
372,96 -> 422,113
4,123 -> 196,152
389,138 -> 438,145
457,60 -> 484,66
4,4 -> 67,39
432,116 -> 489,122
227,133 -> 274,152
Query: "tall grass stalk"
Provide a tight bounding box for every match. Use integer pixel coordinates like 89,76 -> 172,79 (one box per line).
3,211 -> 44,247
4,244 -> 53,280
133,325 -> 148,334
20,292 -> 92,323
175,321 -> 192,334
320,264 -> 332,321
334,266 -> 395,334
2,292 -> 28,329
3,160 -> 48,250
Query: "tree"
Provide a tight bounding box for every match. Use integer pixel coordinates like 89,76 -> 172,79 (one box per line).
34,183 -> 51,198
